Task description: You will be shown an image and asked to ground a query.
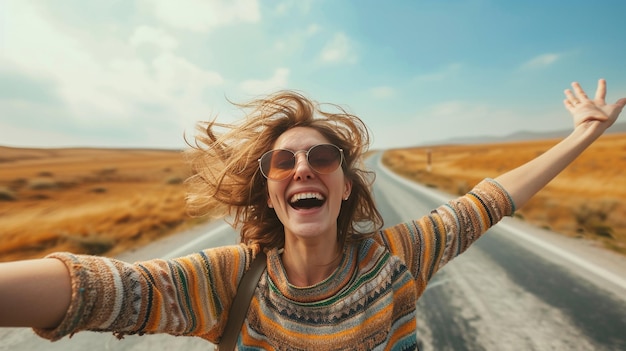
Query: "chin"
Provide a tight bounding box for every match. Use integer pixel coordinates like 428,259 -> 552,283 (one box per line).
286,222 -> 336,241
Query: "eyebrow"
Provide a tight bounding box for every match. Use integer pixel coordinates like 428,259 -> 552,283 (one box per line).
274,143 -> 325,152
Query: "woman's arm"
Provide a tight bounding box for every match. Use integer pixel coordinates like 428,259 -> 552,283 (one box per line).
0,245 -> 253,341
0,258 -> 71,329
495,79 -> 626,208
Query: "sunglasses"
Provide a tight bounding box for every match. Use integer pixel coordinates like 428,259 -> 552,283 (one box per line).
258,144 -> 344,181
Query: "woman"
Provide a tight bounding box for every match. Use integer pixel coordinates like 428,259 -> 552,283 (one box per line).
0,79 -> 624,350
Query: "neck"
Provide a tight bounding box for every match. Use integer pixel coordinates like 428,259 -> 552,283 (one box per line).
281,239 -> 342,287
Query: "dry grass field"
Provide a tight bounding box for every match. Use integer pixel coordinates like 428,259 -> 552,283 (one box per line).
0,147 -> 210,262
382,133 -> 626,255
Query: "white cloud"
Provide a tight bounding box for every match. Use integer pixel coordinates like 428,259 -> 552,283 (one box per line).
153,53 -> 224,92
1,2 -> 100,77
1,2 -> 122,119
149,0 -> 261,32
319,32 -> 357,64
414,63 -> 462,82
273,23 -> 320,52
0,1 -> 226,147
239,68 -> 289,96
370,86 -> 396,99
130,26 -> 178,51
306,24 -> 321,36
430,100 -> 473,117
275,0 -> 314,16
522,53 -> 560,69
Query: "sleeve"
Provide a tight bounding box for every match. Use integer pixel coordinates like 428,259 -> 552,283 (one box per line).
33,243 -> 259,342
377,178 -> 515,296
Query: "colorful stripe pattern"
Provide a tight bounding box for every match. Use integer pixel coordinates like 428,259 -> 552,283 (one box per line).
34,178 -> 514,350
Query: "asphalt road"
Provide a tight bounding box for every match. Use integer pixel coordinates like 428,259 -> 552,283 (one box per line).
2,154 -> 625,350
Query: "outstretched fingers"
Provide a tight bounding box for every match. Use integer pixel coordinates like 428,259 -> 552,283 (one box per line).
564,79 -> 608,110
594,78 -> 607,102
572,82 -> 589,101
562,79 -> 625,130
563,87 -> 580,109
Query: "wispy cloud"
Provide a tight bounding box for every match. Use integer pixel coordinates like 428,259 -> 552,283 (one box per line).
239,68 -> 290,95
319,32 -> 357,64
0,1 -> 225,139
273,24 -> 319,52
426,100 -> 518,134
522,53 -> 561,69
274,0 -> 314,15
370,86 -> 396,99
148,0 -> 261,32
129,26 -> 178,51
414,63 -> 461,82
306,24 -> 321,36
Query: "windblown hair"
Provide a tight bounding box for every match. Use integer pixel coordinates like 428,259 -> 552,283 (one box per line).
184,90 -> 383,250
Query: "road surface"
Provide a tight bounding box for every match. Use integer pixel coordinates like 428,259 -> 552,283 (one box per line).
2,154 -> 625,350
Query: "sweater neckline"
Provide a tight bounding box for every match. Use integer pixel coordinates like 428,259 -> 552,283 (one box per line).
266,243 -> 358,303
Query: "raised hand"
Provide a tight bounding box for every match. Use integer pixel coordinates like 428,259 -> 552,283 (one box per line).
564,79 -> 626,133
495,78 -> 625,209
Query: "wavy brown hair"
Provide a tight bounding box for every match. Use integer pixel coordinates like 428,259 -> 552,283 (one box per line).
184,90 -> 383,250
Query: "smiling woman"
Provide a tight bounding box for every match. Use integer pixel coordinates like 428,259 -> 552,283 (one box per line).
0,81 -> 625,350
184,91 -> 383,251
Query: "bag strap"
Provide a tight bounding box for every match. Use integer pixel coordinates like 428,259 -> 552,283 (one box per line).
218,250 -> 267,351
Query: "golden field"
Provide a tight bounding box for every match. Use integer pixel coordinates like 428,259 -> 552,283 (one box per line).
1,133 -> 624,262
0,147 -> 209,262
382,133 -> 626,254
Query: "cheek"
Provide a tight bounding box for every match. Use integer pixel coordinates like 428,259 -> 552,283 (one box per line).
266,184 -> 284,207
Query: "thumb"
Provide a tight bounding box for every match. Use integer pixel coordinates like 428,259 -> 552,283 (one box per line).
616,97 -> 626,109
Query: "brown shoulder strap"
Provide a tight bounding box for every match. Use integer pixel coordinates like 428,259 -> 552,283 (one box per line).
218,250 -> 267,351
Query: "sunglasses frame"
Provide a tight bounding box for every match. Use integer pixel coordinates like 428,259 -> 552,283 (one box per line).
258,143 -> 344,181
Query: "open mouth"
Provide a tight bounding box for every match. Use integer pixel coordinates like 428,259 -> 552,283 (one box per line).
289,192 -> 326,210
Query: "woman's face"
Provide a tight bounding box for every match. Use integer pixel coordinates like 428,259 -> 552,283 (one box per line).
266,127 -> 352,245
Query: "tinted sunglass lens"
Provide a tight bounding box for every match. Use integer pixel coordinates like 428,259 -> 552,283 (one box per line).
309,145 -> 341,173
261,150 -> 295,180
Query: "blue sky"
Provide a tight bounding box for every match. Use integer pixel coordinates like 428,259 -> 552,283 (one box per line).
1,0 -> 625,150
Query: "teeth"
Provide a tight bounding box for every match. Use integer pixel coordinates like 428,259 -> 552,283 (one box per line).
289,192 -> 325,203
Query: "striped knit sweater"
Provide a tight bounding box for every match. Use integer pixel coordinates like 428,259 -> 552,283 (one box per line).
34,178 -> 515,350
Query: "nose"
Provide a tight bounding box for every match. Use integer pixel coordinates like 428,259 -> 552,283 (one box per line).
292,151 -> 314,180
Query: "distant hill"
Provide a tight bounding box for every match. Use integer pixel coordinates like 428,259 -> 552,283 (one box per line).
427,121 -> 626,146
